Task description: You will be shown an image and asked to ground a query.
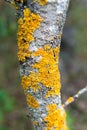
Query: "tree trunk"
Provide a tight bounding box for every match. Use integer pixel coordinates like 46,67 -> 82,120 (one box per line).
5,0 -> 70,129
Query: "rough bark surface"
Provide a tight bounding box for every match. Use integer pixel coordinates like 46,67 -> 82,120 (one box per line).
5,0 -> 70,130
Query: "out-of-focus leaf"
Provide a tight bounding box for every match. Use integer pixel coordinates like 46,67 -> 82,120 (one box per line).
0,126 -> 6,130
0,111 -> 4,122
66,110 -> 75,130
0,89 -> 14,111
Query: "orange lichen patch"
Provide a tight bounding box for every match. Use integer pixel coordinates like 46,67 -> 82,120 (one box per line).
66,97 -> 74,104
17,8 -> 42,62
22,76 -> 30,90
21,44 -> 61,97
32,45 -> 61,97
22,73 -> 41,92
44,104 -> 68,130
46,103 -> 57,112
26,93 -> 39,108
38,0 -> 48,5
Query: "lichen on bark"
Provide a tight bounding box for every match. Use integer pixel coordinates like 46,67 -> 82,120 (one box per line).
5,0 -> 70,129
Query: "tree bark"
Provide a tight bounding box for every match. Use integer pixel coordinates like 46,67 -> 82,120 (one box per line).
5,0 -> 70,129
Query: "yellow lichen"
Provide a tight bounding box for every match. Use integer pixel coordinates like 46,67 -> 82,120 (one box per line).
22,73 -> 41,92
38,0 -> 48,5
44,104 -> 68,130
17,8 -> 42,62
26,93 -> 39,108
21,44 -> 61,97
32,45 -> 61,97
67,97 -> 74,104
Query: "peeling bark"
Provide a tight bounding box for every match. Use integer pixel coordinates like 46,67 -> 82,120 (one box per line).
5,0 -> 70,129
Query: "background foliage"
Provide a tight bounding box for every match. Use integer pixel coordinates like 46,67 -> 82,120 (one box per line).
0,0 -> 87,130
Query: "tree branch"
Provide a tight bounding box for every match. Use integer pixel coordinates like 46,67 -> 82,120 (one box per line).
63,86 -> 87,107
5,0 -> 70,129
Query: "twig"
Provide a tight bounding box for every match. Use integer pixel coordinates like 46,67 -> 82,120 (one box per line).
63,86 -> 87,107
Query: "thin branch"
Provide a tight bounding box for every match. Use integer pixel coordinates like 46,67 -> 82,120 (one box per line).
63,86 -> 87,107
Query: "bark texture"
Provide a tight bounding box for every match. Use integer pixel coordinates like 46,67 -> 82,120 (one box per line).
5,0 -> 70,130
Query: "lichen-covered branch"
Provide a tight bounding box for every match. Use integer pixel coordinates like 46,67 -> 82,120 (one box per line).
5,0 -> 70,130
63,86 -> 87,107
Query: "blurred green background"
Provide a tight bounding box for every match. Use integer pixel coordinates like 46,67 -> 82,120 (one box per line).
0,0 -> 87,130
